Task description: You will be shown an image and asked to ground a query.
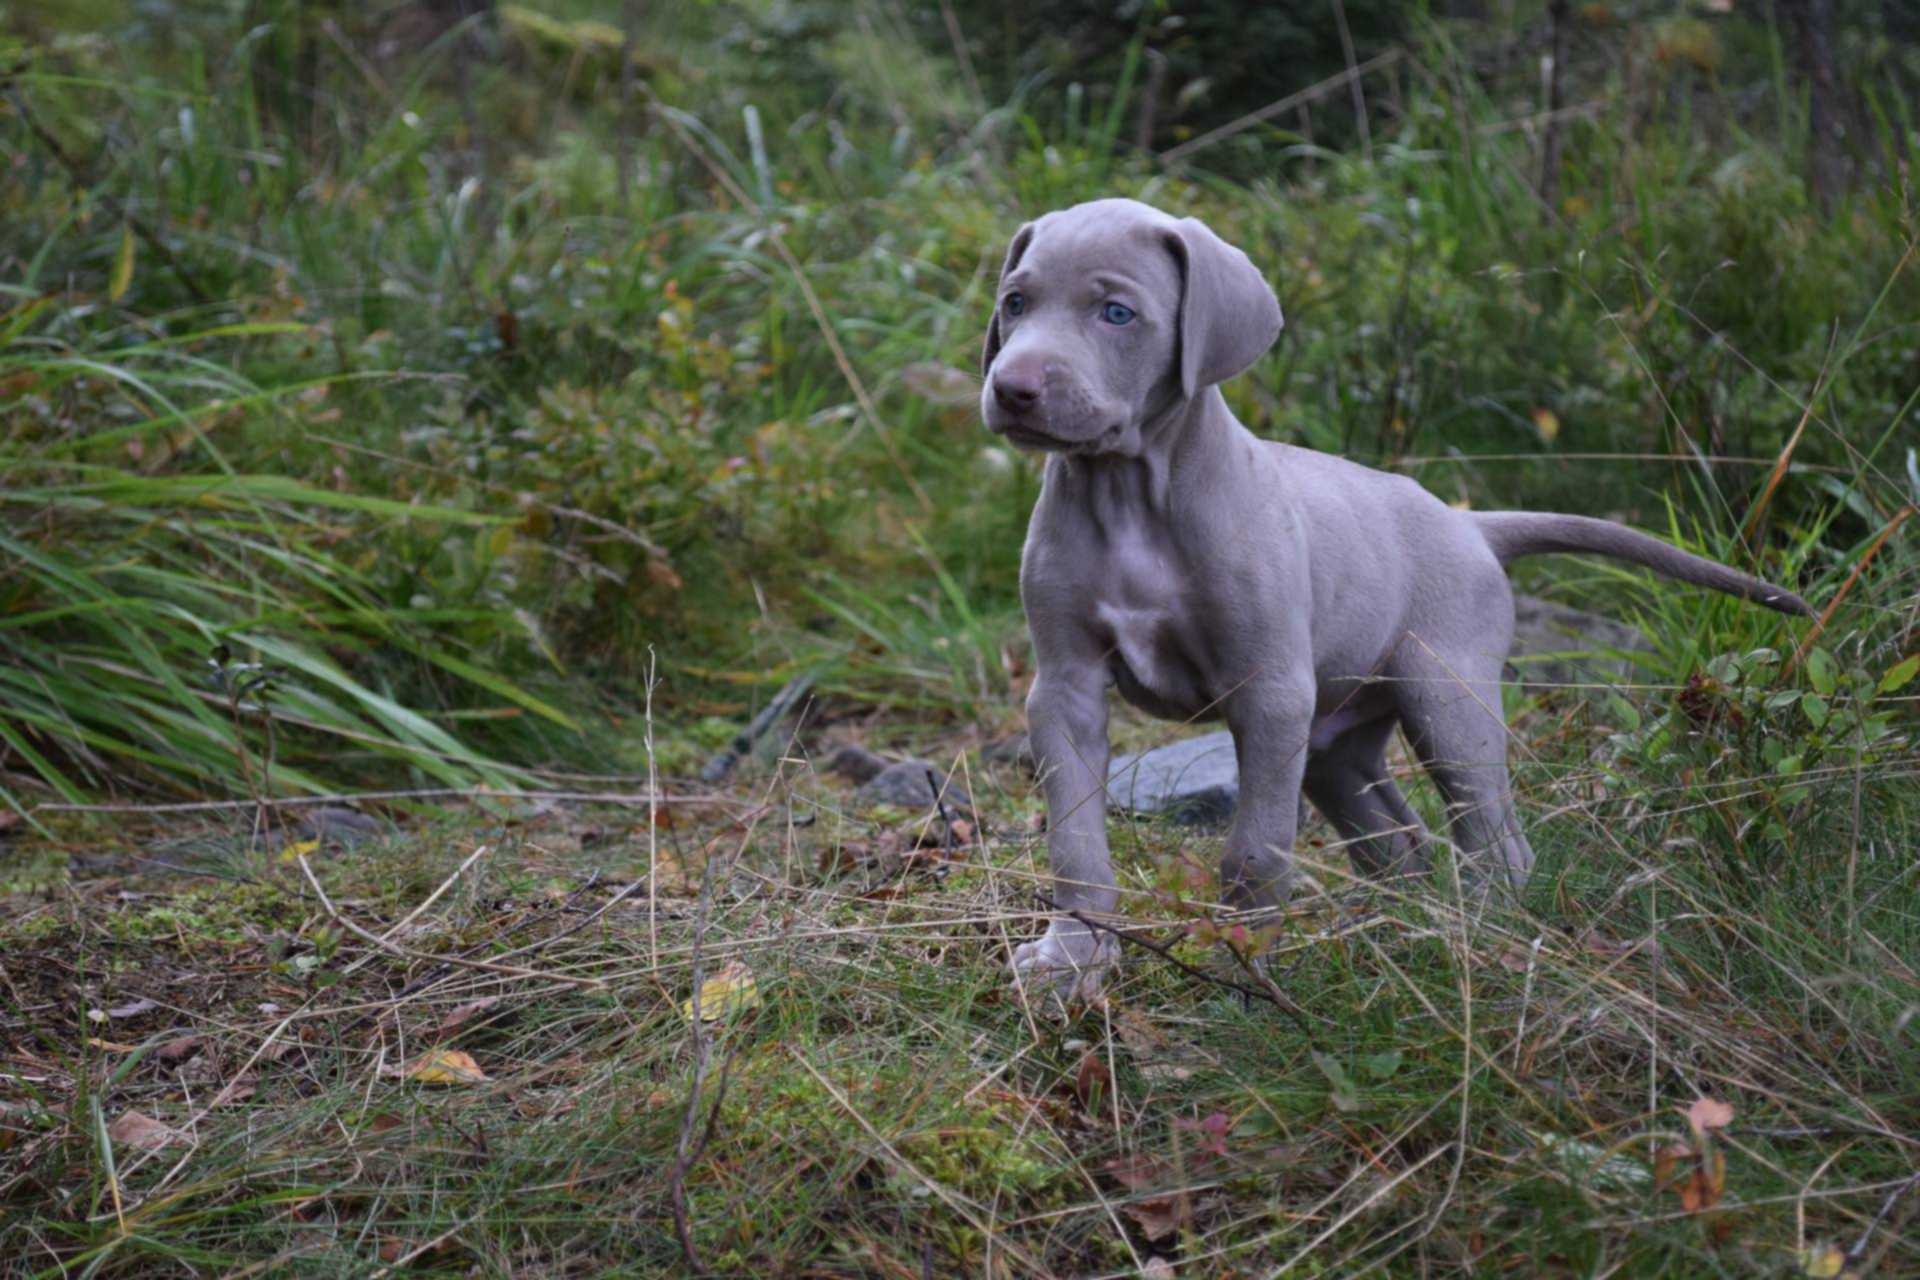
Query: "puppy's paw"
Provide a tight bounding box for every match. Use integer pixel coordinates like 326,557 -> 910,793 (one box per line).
1010,923 -> 1120,1005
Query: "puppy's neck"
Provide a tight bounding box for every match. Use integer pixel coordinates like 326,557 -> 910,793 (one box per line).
1048,388 -> 1244,521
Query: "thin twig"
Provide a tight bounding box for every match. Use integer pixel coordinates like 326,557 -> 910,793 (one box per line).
1036,894 -> 1323,1036
295,854 -> 606,989
669,832 -> 725,1275
33,787 -> 744,815
1848,1169 -> 1920,1271
340,844 -> 492,976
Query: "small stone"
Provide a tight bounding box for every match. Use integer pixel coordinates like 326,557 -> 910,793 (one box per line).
1107,732 -> 1238,827
981,732 -> 1035,772
857,759 -> 971,812
825,742 -> 888,784
295,807 -> 384,848
1509,594 -> 1653,692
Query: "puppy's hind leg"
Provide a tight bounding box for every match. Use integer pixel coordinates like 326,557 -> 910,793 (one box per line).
1394,655 -> 1536,891
1302,715 -> 1430,880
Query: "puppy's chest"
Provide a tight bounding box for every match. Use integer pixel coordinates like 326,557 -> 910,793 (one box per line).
1085,543 -> 1216,721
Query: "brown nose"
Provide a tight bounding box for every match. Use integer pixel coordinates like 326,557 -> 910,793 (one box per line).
992,367 -> 1043,414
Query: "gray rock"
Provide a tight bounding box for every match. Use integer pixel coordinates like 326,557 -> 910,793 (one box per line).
857,759 -> 971,812
981,732 -> 1035,772
1509,594 -> 1652,692
1103,597 -> 1648,826
1107,732 -> 1239,827
825,742 -> 888,784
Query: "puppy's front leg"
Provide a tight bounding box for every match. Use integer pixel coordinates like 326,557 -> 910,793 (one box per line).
1221,679 -> 1316,911
1013,664 -> 1121,1001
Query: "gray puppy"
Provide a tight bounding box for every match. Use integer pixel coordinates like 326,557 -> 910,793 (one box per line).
981,197 -> 1809,1000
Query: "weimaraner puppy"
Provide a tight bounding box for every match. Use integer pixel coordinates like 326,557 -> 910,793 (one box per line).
982,197 -> 1810,1000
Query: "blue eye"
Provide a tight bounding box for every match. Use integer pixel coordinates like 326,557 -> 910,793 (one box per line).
1101,301 -> 1135,326
1003,291 -> 1026,317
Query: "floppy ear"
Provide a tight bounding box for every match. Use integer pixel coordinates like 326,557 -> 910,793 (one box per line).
981,221 -> 1037,375
1161,217 -> 1283,399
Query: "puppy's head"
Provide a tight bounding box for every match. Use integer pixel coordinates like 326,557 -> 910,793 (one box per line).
980,198 -> 1282,457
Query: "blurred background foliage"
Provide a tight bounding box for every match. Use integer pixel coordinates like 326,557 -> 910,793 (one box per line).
1,0 -> 1916,803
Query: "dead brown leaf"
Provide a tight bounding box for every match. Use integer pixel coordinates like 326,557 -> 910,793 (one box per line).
1121,1194 -> 1192,1244
106,1109 -> 185,1150
437,996 -> 503,1035
1072,1049 -> 1112,1114
210,1075 -> 256,1106
157,1035 -> 205,1064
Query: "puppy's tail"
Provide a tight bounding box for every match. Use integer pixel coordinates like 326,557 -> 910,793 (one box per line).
1474,512 -> 1812,616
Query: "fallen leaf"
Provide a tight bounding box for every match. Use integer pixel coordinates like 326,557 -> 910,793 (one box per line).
1072,1049 -> 1112,1113
1174,1111 -> 1233,1159
680,961 -> 759,1023
1140,1258 -> 1176,1280
1121,1194 -> 1192,1243
158,1035 -> 205,1064
106,1109 -> 184,1150
365,1112 -> 406,1134
1528,1128 -> 1651,1189
1677,1148 -> 1726,1213
1685,1096 -> 1735,1141
1311,1052 -> 1362,1114
1489,940 -> 1536,971
1104,1153 -> 1172,1193
108,221 -> 135,303
85,1037 -> 143,1053
437,996 -> 503,1034
1652,1142 -> 1692,1192
1799,1243 -> 1847,1278
405,1048 -> 489,1085
210,1075 -> 256,1106
278,839 -> 320,863
105,997 -> 159,1020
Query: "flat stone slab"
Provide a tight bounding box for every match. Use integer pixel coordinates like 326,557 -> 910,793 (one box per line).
1107,732 -> 1239,827
1103,595 -> 1649,824
1509,594 -> 1652,691
857,758 -> 972,812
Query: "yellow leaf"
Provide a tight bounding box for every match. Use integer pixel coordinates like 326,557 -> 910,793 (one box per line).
1800,1243 -> 1846,1278
279,839 -> 320,863
109,222 -> 136,303
1530,406 -> 1560,444
680,960 -> 759,1023
406,1049 -> 489,1085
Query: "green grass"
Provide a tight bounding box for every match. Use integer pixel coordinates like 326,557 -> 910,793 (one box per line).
1,737 -> 1914,1275
2,1 -> 1918,1274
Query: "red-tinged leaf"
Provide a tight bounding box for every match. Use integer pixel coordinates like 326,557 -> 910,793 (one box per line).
157,1035 -> 205,1064
437,996 -> 502,1034
1174,1111 -> 1232,1158
1073,1050 -> 1112,1113
1104,1153 -> 1172,1192
1686,1097 -> 1734,1141
211,1075 -> 256,1106
1121,1194 -> 1191,1243
1652,1142 -> 1691,1192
